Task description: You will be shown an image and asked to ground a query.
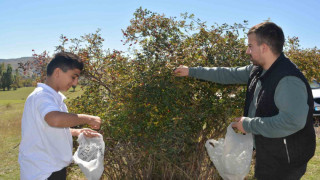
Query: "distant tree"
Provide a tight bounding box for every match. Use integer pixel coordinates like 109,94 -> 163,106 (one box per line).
12,69 -> 22,90
4,64 -> 13,90
21,78 -> 33,87
0,63 -> 4,89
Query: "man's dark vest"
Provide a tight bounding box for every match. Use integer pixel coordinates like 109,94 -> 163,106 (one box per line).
244,53 -> 316,166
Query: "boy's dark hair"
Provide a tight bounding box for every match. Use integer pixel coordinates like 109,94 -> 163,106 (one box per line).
248,22 -> 285,55
47,52 -> 84,76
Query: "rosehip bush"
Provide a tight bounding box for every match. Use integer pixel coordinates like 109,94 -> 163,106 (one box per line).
286,36 -> 320,82
18,50 -> 51,84
65,8 -> 249,178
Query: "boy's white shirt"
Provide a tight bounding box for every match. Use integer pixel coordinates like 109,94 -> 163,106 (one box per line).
19,83 -> 73,180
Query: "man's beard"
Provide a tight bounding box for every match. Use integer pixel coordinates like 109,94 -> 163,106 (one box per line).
250,56 -> 260,66
251,60 -> 259,66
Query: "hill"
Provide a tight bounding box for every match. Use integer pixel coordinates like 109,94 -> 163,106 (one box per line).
0,57 -> 33,70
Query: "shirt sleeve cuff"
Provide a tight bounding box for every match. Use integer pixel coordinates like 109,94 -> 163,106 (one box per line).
242,117 -> 252,133
189,67 -> 197,77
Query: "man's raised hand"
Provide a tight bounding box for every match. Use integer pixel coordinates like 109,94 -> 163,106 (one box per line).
173,65 -> 189,77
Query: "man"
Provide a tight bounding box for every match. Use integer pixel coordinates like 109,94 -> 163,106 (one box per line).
174,22 -> 315,179
19,52 -> 102,180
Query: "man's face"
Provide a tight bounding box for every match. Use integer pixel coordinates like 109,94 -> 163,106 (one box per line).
246,33 -> 263,66
57,68 -> 81,92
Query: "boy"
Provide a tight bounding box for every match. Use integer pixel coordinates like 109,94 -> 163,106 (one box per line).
19,52 -> 102,180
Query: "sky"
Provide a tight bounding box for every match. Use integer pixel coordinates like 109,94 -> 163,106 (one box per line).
0,0 -> 319,59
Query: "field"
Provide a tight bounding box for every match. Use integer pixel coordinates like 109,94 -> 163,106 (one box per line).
0,87 -> 319,179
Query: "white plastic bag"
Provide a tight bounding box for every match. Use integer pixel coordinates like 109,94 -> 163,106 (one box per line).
205,123 -> 253,180
73,133 -> 105,180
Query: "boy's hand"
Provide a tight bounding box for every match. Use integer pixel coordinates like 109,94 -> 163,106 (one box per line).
173,65 -> 189,76
83,115 -> 101,130
80,128 -> 100,138
70,128 -> 100,137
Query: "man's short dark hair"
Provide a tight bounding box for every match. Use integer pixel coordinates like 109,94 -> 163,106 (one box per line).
47,52 -> 84,76
248,22 -> 285,55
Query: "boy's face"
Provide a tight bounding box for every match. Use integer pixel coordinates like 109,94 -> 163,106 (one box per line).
56,68 -> 81,92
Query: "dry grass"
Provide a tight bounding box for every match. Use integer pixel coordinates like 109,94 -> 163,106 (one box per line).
69,140 -> 221,180
0,103 -> 24,179
302,138 -> 320,180
0,88 -> 32,179
315,126 -> 320,137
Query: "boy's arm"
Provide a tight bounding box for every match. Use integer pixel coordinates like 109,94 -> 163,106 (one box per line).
45,111 -> 101,129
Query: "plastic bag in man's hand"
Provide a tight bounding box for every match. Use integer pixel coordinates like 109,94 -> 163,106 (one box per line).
205,123 -> 253,180
73,133 -> 105,180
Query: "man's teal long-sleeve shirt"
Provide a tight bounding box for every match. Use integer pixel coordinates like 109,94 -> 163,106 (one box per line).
189,65 -> 309,138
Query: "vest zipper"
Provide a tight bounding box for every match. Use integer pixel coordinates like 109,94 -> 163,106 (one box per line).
284,138 -> 291,164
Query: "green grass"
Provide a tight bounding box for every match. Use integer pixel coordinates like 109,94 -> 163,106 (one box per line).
0,87 -> 34,101
63,87 -> 85,101
0,86 -> 320,179
302,135 -> 320,180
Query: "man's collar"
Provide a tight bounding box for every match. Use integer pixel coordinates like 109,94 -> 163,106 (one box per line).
258,53 -> 285,81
